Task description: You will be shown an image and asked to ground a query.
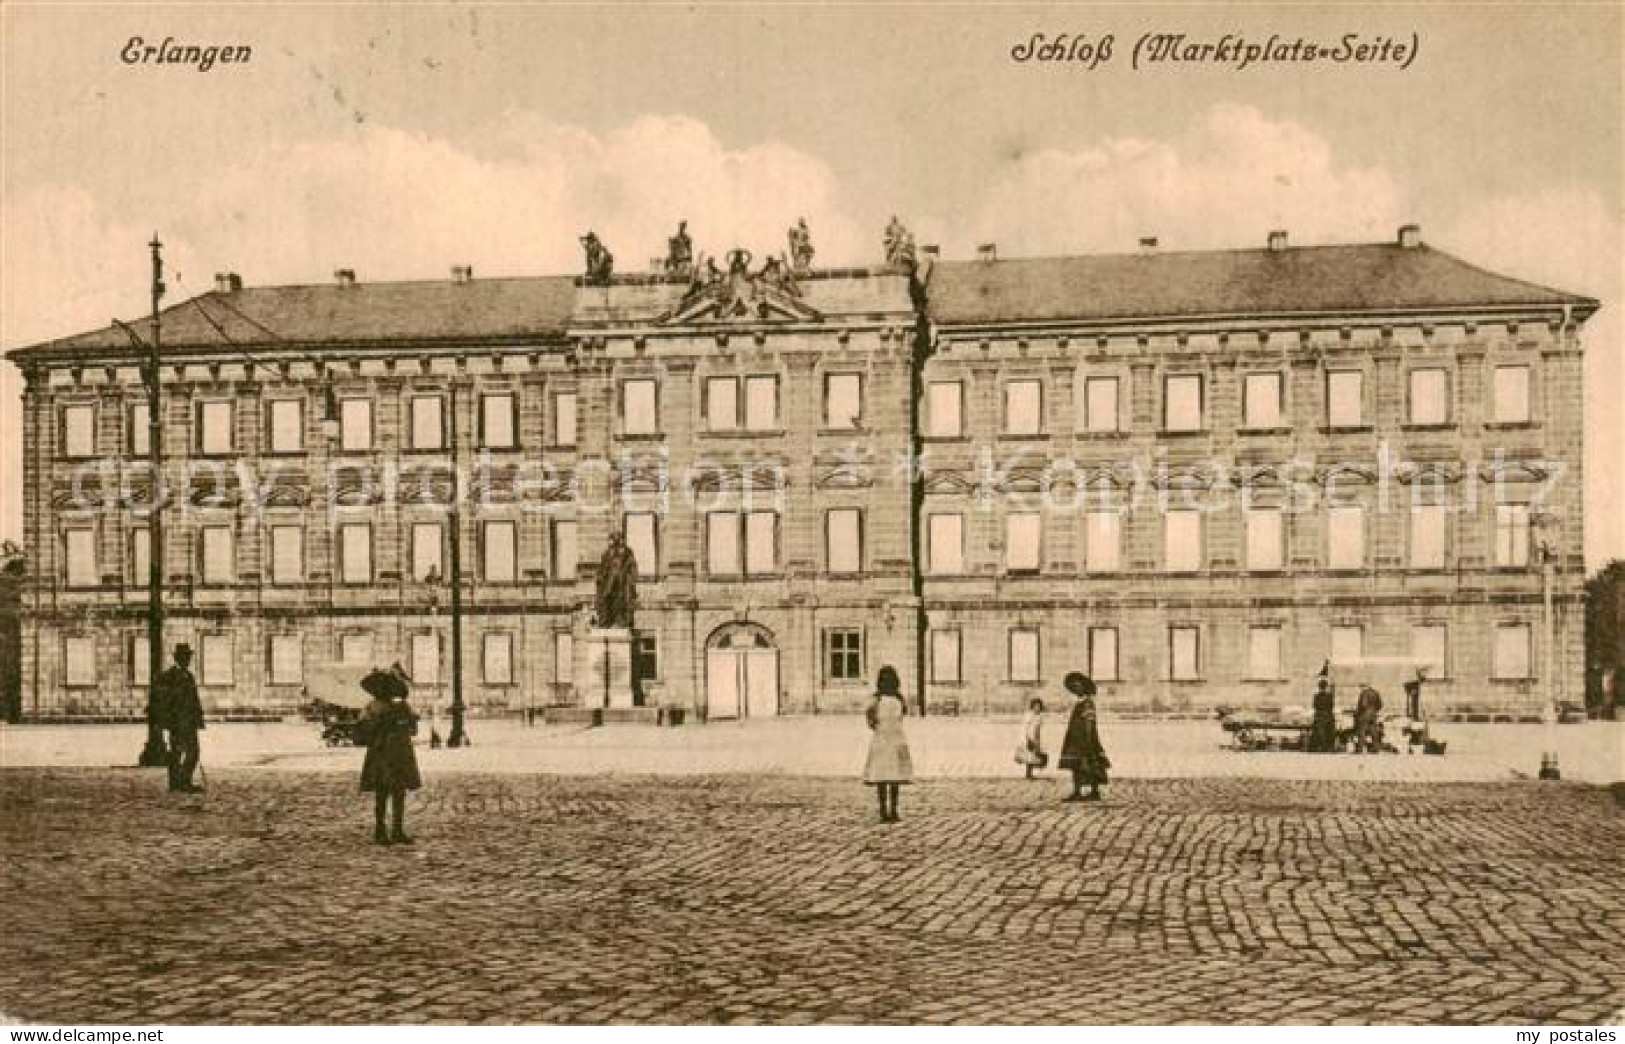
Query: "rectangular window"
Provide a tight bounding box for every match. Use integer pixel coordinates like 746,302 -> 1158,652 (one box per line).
482,520 -> 517,583
200,525 -> 235,585
745,510 -> 778,575
1247,626 -> 1282,680
1004,380 -> 1042,435
65,529 -> 97,588
744,375 -> 778,431
410,395 -> 445,451
1088,627 -> 1119,682
482,393 -> 517,449
269,634 -> 303,685
633,633 -> 659,685
269,400 -> 304,454
130,634 -> 150,687
129,402 -> 150,457
1083,376 -> 1119,433
1412,624 -> 1448,679
928,514 -> 964,575
340,398 -> 373,452
64,636 -> 97,687
1169,626 -> 1201,681
825,373 -> 863,429
129,528 -> 151,587
625,512 -> 658,578
410,633 -> 440,685
1410,506 -> 1447,569
706,377 -> 740,431
927,381 -> 963,437
553,392 -> 577,447
1164,375 -> 1203,431
1005,512 -> 1041,573
1330,625 -> 1364,666
201,633 -> 233,687
1246,507 -> 1284,571
199,401 -> 234,455
411,522 -> 443,582
1328,506 -> 1365,569
1495,504 -> 1531,567
551,520 -> 578,580
483,632 -> 514,685
269,525 -> 303,585
553,632 -> 575,684
1243,373 -> 1283,429
622,379 -> 658,435
826,629 -> 864,682
1493,623 -> 1531,680
1409,368 -> 1449,425
339,523 -> 372,585
1085,510 -> 1121,572
1493,366 -> 1530,424
930,629 -> 962,684
826,508 -> 862,575
62,404 -> 96,458
1164,509 -> 1202,572
1327,371 -> 1364,427
1009,628 -> 1041,683
706,512 -> 740,575
339,632 -> 374,666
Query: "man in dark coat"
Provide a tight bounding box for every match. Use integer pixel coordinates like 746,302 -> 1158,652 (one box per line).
1352,684 -> 1383,754
1057,672 -> 1110,802
157,643 -> 205,792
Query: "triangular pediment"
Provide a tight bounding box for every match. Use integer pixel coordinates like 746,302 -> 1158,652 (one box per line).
666,287 -> 821,325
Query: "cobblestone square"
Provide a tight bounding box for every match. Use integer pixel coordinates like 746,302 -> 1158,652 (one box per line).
1,769 -> 1621,1024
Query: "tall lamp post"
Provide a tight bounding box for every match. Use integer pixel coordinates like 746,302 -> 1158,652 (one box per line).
446,381 -> 468,747
136,236 -> 169,768
1532,510 -> 1561,780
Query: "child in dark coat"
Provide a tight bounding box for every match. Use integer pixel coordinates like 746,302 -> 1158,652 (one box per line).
360,663 -> 422,845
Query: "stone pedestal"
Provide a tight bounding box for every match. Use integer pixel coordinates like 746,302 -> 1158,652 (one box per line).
577,628 -> 634,709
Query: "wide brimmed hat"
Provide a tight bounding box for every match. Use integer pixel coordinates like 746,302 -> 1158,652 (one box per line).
361,664 -> 410,701
1064,672 -> 1097,697
173,642 -> 193,657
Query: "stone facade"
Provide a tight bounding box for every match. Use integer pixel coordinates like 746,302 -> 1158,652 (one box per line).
8,228 -> 1596,720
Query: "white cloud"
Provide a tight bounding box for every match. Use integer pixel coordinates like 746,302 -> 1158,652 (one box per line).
959,102 -> 1405,256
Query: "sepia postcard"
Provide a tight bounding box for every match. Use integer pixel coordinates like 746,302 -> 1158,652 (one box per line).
0,2 -> 1621,1031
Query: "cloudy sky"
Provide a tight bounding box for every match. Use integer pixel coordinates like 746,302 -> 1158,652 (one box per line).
2,4 -> 1620,564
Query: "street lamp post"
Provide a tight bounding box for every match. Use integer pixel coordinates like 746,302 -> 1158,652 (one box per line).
446,381 -> 468,747
136,236 -> 169,768
1533,511 -> 1561,780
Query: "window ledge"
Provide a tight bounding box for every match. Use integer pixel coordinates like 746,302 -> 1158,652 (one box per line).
997,433 -> 1049,442
701,429 -> 786,439
262,450 -> 309,458
1238,427 -> 1291,437
1483,421 -> 1539,431
1007,680 -> 1045,688
1319,425 -> 1373,435
1074,430 -> 1129,440
1157,429 -> 1209,438
921,434 -> 970,444
820,427 -> 871,436
617,432 -> 666,442
1402,423 -> 1456,433
543,444 -> 578,453
478,445 -> 523,454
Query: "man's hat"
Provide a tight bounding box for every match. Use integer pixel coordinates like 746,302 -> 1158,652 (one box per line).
173,642 -> 193,657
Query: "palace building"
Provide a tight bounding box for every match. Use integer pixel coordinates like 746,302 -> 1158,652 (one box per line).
7,224 -> 1597,721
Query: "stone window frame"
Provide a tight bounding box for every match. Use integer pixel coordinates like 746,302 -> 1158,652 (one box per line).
59,401 -> 99,460
823,626 -> 865,684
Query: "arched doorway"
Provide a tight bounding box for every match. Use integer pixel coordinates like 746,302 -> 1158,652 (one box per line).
705,623 -> 778,720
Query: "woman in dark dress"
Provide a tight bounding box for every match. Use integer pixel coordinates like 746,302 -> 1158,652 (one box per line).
1056,672 -> 1109,802
360,663 -> 422,845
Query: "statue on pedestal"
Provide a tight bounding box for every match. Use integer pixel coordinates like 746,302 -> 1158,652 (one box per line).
788,218 -> 815,273
883,215 -> 916,269
580,230 -> 615,284
665,220 -> 694,276
594,531 -> 640,630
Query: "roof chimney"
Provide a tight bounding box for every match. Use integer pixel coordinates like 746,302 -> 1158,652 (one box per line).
451,265 -> 473,284
1267,230 -> 1288,252
1397,224 -> 1421,249
976,243 -> 997,263
213,272 -> 242,294
334,268 -> 357,287
1138,236 -> 1159,255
